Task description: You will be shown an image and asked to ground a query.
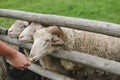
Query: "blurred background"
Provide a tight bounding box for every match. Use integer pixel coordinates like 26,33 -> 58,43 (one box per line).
0,0 -> 120,28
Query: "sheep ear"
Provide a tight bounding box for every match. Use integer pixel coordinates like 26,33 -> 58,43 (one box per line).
52,36 -> 64,46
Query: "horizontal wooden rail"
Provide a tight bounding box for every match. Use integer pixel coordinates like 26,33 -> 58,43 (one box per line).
1,28 -> 120,76
1,9 -> 120,38
28,63 -> 74,80
6,60 -> 74,80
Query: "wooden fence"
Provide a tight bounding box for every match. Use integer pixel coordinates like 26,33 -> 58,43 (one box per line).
1,9 -> 120,80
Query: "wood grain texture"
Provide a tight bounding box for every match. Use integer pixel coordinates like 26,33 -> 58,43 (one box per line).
1,9 -> 120,38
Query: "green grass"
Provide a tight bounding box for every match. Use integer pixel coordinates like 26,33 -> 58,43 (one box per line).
0,0 -> 120,28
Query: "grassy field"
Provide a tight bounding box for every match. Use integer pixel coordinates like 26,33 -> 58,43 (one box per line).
0,0 -> 120,28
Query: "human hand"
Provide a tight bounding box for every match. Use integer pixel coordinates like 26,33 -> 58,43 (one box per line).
8,52 -> 30,70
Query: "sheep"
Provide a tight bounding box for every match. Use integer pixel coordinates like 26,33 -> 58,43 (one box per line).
19,22 -> 43,42
7,20 -> 43,80
7,20 -> 31,56
18,22 -> 43,56
19,23 -> 67,74
29,26 -> 120,80
8,20 -> 29,38
29,26 -> 79,70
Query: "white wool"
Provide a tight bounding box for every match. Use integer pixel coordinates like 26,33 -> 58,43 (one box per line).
30,26 -> 120,71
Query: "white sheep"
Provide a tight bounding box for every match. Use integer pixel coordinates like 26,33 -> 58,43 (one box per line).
29,26 -> 120,79
8,20 -> 29,38
18,22 -> 43,57
29,26 -> 78,70
19,22 -> 43,42
30,26 -> 120,66
8,20 -> 31,57
19,23 -> 66,73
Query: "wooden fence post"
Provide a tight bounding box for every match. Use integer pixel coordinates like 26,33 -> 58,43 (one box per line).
0,57 -> 10,80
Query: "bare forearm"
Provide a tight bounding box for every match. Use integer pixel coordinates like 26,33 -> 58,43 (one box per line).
0,40 -> 18,59
0,40 -> 30,69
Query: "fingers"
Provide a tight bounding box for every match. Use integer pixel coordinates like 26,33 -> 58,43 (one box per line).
26,57 -> 31,64
19,64 -> 30,70
15,58 -> 31,70
8,52 -> 31,70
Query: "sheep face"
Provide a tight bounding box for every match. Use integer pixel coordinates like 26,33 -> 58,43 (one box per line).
19,27 -> 33,42
29,28 -> 64,61
19,22 -> 43,42
8,20 -> 29,38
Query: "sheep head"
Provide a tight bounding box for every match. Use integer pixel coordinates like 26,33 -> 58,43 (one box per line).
29,26 -> 64,61
8,20 -> 29,38
19,22 -> 43,42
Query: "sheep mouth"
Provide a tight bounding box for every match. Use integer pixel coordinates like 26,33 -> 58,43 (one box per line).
29,57 -> 39,62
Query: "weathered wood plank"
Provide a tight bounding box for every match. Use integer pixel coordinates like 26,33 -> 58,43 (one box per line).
7,59 -> 74,80
0,27 -> 8,35
0,57 -> 10,80
28,63 -> 74,80
1,9 -> 120,37
51,50 -> 120,76
0,34 -> 32,49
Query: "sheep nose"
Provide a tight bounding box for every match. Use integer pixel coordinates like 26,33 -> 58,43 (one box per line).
9,30 -> 12,32
19,36 -> 24,38
8,30 -> 13,33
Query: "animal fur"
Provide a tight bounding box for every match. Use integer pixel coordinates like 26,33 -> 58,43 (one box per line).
30,26 -> 120,80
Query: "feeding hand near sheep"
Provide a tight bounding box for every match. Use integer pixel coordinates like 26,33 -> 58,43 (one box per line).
8,20 -> 29,38
17,23 -> 64,72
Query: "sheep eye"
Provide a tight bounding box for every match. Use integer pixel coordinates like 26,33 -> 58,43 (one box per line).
45,39 -> 50,42
33,30 -> 36,33
21,25 -> 27,29
43,39 -> 50,46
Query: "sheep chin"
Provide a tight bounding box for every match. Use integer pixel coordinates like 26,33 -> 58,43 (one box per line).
31,55 -> 42,62
30,57 -> 39,62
